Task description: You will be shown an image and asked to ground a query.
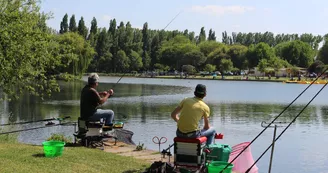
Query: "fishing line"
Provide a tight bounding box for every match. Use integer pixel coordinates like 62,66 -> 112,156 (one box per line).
246,79 -> 328,173
220,66 -> 328,173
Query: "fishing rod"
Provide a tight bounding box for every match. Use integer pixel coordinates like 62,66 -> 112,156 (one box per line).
246,77 -> 328,173
219,66 -> 328,173
0,116 -> 71,126
0,121 -> 76,136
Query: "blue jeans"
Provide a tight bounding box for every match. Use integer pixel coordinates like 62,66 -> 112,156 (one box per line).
88,109 -> 114,126
176,127 -> 216,145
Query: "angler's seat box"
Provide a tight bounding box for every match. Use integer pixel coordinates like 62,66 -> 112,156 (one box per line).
206,143 -> 232,162
174,136 -> 207,168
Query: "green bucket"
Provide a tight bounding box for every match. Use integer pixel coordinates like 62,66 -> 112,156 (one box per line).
207,161 -> 234,173
42,141 -> 65,158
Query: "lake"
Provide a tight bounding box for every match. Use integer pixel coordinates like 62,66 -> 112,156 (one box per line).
1,76 -> 328,173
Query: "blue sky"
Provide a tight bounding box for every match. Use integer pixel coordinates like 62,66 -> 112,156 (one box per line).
41,0 -> 327,40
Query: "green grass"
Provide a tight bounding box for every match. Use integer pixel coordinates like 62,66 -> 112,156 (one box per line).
0,141 -> 149,173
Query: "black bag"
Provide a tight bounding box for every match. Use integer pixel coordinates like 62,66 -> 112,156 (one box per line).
144,161 -> 175,173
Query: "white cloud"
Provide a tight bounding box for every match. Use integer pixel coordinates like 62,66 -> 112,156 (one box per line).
102,15 -> 112,22
190,5 -> 255,16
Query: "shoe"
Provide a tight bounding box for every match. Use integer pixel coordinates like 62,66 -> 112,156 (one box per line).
103,126 -> 113,131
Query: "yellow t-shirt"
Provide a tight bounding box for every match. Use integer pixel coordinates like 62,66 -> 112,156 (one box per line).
177,97 -> 210,133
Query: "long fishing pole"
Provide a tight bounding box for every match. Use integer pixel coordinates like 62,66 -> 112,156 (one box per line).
0,116 -> 71,126
246,79 -> 328,173
219,66 -> 328,173
0,121 -> 76,136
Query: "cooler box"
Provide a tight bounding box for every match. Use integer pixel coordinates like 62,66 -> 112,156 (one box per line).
207,143 -> 232,162
174,137 -> 207,168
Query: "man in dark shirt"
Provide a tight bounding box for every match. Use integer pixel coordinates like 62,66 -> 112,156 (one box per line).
80,73 -> 114,127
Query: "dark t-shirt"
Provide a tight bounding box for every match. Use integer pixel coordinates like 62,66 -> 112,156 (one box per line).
80,85 -> 101,120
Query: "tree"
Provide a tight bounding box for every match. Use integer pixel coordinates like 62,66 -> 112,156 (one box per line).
78,17 -> 88,39
279,40 -> 314,67
129,50 -> 143,71
0,0 -> 66,100
56,32 -> 95,76
197,27 -> 206,44
308,60 -> 325,74
228,45 -> 248,70
60,13 -> 68,34
198,41 -> 225,58
142,22 -> 151,69
159,35 -> 198,69
182,51 -> 206,68
116,50 -> 130,72
204,64 -> 216,72
246,42 -> 275,68
90,17 -> 98,35
182,65 -> 196,74
219,59 -> 233,73
318,41 -> 328,64
257,59 -> 269,76
69,14 -> 77,32
208,29 -> 216,41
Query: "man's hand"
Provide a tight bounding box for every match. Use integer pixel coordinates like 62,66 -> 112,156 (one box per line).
108,89 -> 114,96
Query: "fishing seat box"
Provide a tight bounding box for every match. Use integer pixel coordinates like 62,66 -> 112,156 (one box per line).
174,136 -> 207,168
206,143 -> 232,162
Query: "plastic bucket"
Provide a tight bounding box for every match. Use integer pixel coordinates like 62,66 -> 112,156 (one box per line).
207,161 -> 234,173
42,141 -> 65,158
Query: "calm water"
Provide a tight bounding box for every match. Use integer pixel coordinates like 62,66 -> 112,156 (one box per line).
1,76 -> 328,173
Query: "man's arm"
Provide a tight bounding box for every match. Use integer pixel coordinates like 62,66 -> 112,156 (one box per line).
99,92 -> 110,104
171,106 -> 181,122
203,115 -> 210,130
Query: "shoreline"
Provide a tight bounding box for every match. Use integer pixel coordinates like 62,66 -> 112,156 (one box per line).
90,73 -> 324,84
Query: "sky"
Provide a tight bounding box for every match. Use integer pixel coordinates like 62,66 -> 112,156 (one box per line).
40,0 -> 328,40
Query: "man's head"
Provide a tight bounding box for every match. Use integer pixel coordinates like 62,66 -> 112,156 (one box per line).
88,73 -> 99,87
194,84 -> 206,98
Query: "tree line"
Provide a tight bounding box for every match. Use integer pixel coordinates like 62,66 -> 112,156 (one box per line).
1,0 -> 328,100
57,13 -> 328,75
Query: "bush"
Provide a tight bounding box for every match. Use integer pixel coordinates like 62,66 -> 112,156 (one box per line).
47,133 -> 72,143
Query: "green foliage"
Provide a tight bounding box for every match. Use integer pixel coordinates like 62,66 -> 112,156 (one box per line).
219,59 -> 233,73
257,59 -> 269,74
47,133 -> 72,143
0,0 -> 62,100
136,142 -> 145,151
246,42 -> 275,68
69,14 -> 77,32
55,32 -> 95,76
182,65 -> 196,74
308,60 -> 325,74
278,40 -> 315,68
60,13 -> 68,34
204,64 -> 216,72
318,41 -> 328,64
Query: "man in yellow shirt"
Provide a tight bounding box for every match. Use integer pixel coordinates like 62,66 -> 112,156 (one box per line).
171,84 -> 216,145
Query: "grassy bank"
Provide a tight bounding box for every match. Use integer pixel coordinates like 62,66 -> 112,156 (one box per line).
0,141 -> 149,173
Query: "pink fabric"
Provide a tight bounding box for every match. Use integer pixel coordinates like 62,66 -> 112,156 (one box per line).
228,142 -> 259,173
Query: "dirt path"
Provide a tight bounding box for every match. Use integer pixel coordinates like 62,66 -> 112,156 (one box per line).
103,140 -> 171,164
